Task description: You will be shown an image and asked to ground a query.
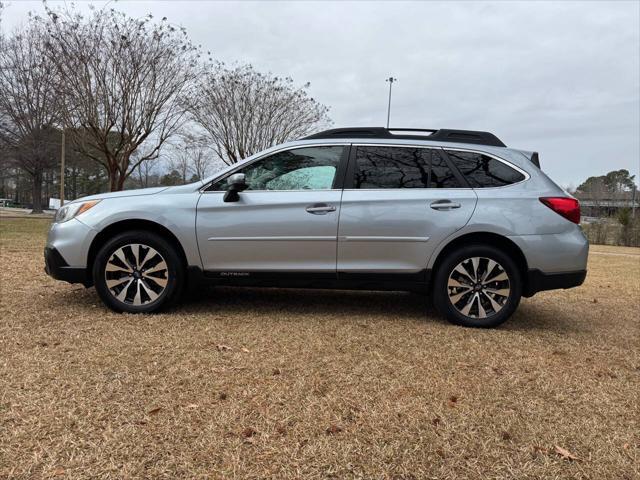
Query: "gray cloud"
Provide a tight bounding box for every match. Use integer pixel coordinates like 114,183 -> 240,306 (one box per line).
3,0 -> 638,187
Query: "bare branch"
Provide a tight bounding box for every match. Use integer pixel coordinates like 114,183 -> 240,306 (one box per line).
185,63 -> 331,165
0,21 -> 59,212
37,5 -> 201,190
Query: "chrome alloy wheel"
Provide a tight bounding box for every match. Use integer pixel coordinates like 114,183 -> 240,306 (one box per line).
447,257 -> 511,319
104,243 -> 169,306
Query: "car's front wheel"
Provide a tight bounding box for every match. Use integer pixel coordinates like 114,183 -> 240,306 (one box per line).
433,244 -> 522,328
93,231 -> 184,313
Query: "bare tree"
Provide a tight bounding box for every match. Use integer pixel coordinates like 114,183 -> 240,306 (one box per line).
189,145 -> 216,181
38,5 -> 201,191
165,133 -> 217,183
185,63 -> 331,165
132,154 -> 161,189
0,22 -> 59,213
167,150 -> 191,184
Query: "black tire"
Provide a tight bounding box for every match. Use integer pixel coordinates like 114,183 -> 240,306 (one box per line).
433,244 -> 522,328
93,230 -> 184,313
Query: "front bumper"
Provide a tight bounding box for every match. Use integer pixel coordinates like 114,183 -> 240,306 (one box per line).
44,247 -> 90,286
523,269 -> 587,297
44,218 -> 96,286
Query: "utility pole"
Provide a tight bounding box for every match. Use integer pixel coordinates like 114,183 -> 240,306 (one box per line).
60,129 -> 65,206
385,77 -> 397,129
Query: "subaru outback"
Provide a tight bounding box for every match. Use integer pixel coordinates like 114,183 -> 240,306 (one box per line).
45,127 -> 588,327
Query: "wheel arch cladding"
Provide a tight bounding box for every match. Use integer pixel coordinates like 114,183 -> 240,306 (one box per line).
430,232 -> 528,291
87,219 -> 189,279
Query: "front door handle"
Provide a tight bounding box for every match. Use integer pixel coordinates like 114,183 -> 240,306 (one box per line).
430,200 -> 462,211
306,204 -> 336,215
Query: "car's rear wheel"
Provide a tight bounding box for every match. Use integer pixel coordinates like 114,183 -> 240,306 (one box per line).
93,231 -> 184,313
433,244 -> 521,328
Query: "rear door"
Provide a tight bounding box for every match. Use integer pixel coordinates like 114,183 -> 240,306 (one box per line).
337,145 -> 477,276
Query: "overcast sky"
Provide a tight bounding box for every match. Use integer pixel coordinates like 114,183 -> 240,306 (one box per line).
3,0 -> 639,187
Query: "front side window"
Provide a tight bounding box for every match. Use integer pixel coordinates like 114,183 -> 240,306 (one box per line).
353,146 -> 460,189
445,150 -> 525,187
208,146 -> 344,191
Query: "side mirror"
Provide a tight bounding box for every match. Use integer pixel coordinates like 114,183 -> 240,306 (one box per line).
223,173 -> 247,202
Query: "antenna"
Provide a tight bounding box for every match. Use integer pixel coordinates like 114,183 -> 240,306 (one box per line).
385,77 -> 397,129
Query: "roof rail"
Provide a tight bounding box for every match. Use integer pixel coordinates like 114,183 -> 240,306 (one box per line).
301,127 -> 507,148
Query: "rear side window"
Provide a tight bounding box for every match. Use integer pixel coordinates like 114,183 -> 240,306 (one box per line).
430,153 -> 460,188
445,150 -> 525,187
354,146 -> 460,189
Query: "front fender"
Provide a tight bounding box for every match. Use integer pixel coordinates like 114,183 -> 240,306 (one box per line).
78,191 -> 201,267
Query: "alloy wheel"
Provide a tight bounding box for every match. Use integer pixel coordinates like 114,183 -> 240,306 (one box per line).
104,243 -> 169,306
447,256 -> 511,319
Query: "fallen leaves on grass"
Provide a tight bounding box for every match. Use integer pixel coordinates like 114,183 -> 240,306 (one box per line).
1,219 -> 637,479
242,427 -> 257,438
554,445 -> 579,461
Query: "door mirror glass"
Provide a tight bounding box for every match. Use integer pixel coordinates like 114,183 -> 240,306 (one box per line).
223,173 -> 247,202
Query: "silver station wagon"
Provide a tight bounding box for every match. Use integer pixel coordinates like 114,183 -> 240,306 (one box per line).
45,127 -> 588,327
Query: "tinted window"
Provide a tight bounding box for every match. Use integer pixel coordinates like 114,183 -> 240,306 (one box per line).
354,146 -> 459,189
208,146 -> 344,191
445,150 -> 525,187
430,153 -> 460,188
355,146 -> 429,188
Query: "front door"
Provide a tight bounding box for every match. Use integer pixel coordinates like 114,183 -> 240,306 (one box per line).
196,145 -> 348,274
337,145 -> 477,276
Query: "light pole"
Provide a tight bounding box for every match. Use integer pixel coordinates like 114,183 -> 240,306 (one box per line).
385,77 -> 397,129
60,129 -> 65,206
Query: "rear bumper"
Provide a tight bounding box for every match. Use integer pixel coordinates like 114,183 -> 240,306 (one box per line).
44,247 -> 90,286
523,269 -> 587,297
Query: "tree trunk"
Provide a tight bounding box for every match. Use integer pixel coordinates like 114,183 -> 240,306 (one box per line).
107,153 -> 129,192
31,170 -> 43,214
72,167 -> 78,200
108,165 -> 125,192
109,172 -> 118,192
116,171 -> 126,191
43,170 -> 50,210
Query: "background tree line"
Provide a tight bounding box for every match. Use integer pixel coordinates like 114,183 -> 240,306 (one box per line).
0,2 -> 330,212
572,168 -> 639,247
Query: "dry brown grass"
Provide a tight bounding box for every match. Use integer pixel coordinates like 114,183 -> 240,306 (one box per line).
1,218 -> 639,479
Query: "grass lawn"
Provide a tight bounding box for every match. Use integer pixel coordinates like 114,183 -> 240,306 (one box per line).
0,218 -> 638,479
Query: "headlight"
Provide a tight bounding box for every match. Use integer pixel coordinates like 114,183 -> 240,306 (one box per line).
55,200 -> 101,223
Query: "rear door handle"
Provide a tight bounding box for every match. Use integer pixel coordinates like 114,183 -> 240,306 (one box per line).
430,200 -> 461,210
306,203 -> 336,215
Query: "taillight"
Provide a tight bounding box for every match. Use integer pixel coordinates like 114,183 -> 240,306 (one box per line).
539,197 -> 581,224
